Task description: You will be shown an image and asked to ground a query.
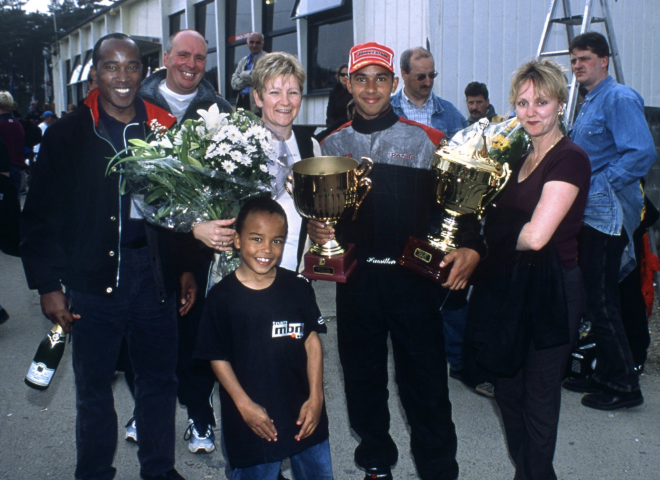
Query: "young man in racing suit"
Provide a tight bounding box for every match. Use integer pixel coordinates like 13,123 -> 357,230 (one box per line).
308,42 -> 484,480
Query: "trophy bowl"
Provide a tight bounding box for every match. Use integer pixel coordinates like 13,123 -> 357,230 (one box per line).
429,151 -> 510,252
398,119 -> 510,283
286,156 -> 373,282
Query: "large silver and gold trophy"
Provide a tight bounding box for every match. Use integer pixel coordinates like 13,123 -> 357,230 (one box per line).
286,156 -> 373,282
398,119 -> 511,282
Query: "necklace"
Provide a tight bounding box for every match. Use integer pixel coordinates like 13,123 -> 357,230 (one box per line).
522,132 -> 563,180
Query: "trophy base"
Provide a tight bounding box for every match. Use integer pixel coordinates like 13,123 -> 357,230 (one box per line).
397,236 -> 452,284
302,243 -> 357,283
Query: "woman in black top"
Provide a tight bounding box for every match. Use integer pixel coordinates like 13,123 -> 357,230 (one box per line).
467,59 -> 591,480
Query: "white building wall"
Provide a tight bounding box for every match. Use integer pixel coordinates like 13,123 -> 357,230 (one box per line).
50,0 -> 660,118
427,0 -> 660,119
124,0 -> 163,37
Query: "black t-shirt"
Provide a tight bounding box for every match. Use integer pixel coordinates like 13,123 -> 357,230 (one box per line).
194,267 -> 329,468
495,137 -> 591,266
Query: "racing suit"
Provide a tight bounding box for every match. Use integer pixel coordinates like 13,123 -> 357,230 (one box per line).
322,107 -> 463,479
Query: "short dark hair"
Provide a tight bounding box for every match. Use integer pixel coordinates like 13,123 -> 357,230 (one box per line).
569,32 -> 610,58
236,196 -> 288,235
400,47 -> 432,73
92,33 -> 137,67
464,82 -> 489,100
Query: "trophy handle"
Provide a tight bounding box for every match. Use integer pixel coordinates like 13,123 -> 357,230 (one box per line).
479,162 -> 512,217
352,177 -> 372,221
285,173 -> 293,197
356,156 -> 374,179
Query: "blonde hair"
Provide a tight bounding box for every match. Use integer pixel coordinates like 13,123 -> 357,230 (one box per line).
252,52 -> 306,96
509,59 -> 568,107
0,91 -> 14,110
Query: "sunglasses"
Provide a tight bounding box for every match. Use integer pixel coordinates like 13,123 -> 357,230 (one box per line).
338,72 -> 348,77
413,71 -> 438,81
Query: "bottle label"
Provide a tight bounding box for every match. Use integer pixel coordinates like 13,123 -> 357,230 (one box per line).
48,330 -> 65,347
26,362 -> 55,387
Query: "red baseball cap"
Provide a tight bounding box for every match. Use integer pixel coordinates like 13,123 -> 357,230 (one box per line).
348,42 -> 395,75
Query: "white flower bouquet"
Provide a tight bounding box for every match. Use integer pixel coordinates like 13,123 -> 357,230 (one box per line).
106,105 -> 277,232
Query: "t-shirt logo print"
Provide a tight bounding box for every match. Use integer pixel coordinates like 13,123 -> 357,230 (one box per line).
272,321 -> 304,339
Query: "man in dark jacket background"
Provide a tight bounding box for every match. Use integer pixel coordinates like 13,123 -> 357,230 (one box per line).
21,33 -> 194,480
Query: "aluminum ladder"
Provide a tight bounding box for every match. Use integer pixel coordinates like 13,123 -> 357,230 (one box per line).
536,0 -> 623,127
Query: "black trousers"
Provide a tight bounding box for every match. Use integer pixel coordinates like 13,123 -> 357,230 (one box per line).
236,93 -> 251,112
495,266 -> 583,480
578,225 -> 640,392
336,267 -> 458,480
619,223 -> 650,368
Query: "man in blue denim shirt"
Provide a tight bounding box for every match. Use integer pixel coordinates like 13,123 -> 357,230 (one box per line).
391,47 -> 467,138
565,32 -> 656,411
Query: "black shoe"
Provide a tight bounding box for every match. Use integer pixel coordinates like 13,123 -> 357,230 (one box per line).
0,308 -> 9,324
581,389 -> 644,411
140,468 -> 185,480
364,466 -> 393,480
563,376 -> 602,394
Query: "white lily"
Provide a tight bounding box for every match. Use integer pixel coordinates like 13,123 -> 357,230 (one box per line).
197,104 -> 230,135
149,136 -> 173,150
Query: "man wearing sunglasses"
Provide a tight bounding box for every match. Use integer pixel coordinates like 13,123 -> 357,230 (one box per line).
391,47 -> 467,138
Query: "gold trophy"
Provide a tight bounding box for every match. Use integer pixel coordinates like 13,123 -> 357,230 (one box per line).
286,156 -> 373,282
398,119 -> 511,283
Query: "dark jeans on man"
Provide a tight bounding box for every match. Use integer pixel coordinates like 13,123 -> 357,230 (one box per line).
119,261 -> 216,429
578,224 -> 640,392
495,265 -> 583,480
336,267 -> 458,480
69,246 -> 178,480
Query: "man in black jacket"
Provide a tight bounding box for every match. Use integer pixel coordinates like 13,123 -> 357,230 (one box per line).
21,33 -> 193,480
139,29 -> 234,454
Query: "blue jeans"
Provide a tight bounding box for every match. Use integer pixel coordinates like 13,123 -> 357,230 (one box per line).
229,439 -> 333,480
69,247 -> 179,480
578,225 -> 640,392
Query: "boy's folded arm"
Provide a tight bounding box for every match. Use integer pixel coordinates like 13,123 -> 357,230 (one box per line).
296,332 -> 324,441
211,360 -> 278,442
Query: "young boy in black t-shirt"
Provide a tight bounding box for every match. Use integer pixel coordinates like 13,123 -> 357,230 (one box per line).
195,197 -> 332,479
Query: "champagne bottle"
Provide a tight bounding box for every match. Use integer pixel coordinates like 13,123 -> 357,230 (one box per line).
25,324 -> 67,390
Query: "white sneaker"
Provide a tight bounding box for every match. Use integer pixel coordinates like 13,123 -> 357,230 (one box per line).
184,419 -> 216,453
125,417 -> 138,443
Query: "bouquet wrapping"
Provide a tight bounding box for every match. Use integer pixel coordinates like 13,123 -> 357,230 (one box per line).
107,106 -> 278,278
449,117 -> 530,169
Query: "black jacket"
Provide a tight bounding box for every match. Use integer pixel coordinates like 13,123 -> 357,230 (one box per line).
20,89 -> 188,299
466,206 -> 569,377
139,69 -> 233,122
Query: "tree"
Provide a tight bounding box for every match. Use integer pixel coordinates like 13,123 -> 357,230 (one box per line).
0,1 -> 110,113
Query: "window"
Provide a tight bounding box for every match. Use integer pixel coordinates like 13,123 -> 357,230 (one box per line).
195,0 -> 219,91
293,0 -> 344,18
306,0 -> 352,93
263,0 -> 297,54
169,10 -> 184,37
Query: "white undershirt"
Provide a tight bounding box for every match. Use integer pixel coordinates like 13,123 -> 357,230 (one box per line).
158,80 -> 197,123
269,131 -> 321,271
